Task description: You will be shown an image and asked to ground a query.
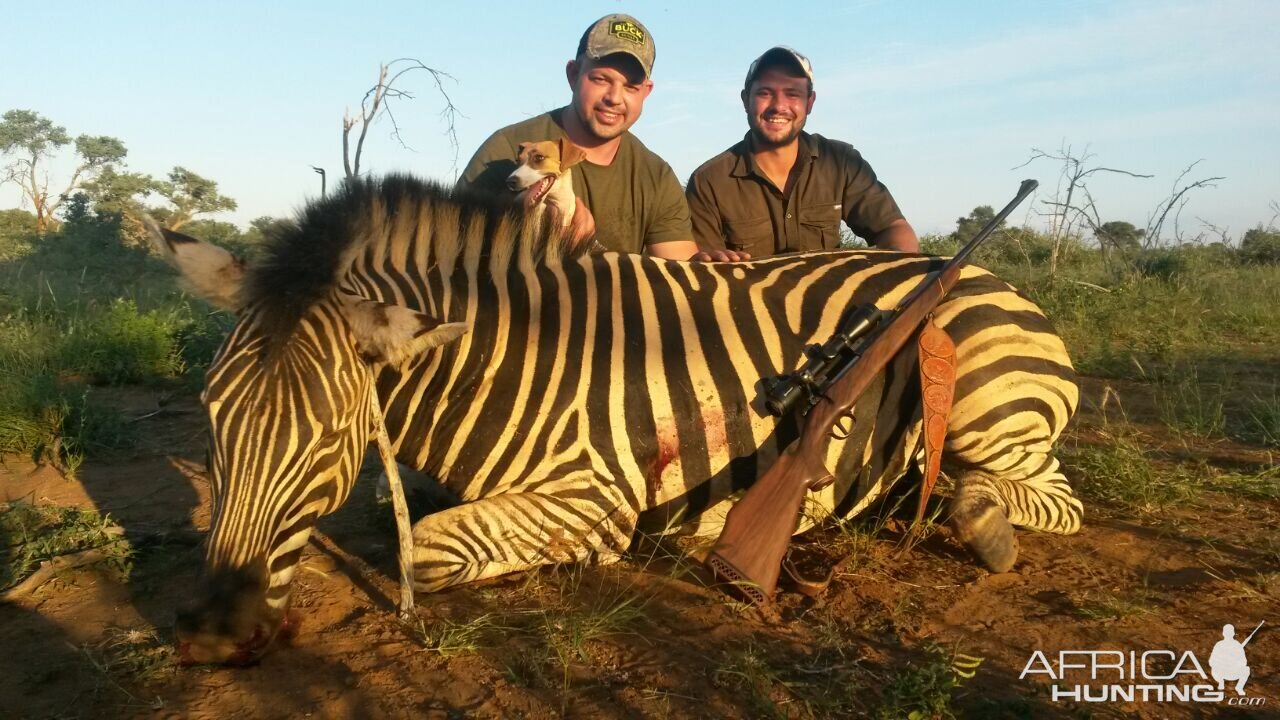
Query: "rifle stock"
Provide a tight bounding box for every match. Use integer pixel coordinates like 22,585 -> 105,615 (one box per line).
706,180 -> 1039,603
705,434 -> 833,604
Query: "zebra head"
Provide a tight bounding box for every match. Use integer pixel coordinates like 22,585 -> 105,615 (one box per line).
146,218 -> 465,664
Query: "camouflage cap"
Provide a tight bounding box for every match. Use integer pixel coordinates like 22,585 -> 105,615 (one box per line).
576,14 -> 656,80
744,46 -> 814,90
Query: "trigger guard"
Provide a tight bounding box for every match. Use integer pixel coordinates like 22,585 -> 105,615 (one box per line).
829,411 -> 856,440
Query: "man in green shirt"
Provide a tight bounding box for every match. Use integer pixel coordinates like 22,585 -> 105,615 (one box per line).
459,14 -> 703,259
687,47 -> 919,258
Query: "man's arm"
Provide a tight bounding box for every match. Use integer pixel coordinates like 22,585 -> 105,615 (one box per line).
839,143 -> 917,252
638,162 -> 703,259
682,168 -> 750,261
872,218 -> 919,252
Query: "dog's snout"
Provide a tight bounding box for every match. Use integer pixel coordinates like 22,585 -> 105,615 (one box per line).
506,175 -> 521,191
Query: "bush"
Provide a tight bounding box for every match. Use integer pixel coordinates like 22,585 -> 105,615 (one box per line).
1131,249 -> 1186,280
0,368 -> 130,469
1240,226 -> 1280,265
0,209 -> 38,261
58,299 -> 184,385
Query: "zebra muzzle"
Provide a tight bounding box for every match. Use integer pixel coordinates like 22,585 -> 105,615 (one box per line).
176,608 -> 302,666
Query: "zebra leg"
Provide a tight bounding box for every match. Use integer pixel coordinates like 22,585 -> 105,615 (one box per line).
948,453 -> 1083,572
409,480 -> 637,592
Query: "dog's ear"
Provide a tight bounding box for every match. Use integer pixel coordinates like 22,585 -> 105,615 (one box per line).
557,137 -> 587,169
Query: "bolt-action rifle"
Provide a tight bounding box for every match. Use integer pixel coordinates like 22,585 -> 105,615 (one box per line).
705,180 -> 1040,605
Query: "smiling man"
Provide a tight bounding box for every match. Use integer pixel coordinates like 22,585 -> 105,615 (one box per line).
459,14 -> 698,259
687,47 -> 919,258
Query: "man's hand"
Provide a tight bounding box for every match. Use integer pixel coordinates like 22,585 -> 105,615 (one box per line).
548,198 -> 596,249
691,248 -> 752,262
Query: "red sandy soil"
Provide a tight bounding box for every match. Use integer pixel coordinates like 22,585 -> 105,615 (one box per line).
2,382 -> 1276,719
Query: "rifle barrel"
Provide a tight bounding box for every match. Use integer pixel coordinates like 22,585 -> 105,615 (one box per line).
1242,620 -> 1265,647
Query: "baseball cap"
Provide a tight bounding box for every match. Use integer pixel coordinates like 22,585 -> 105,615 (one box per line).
744,46 -> 814,90
576,14 -> 656,80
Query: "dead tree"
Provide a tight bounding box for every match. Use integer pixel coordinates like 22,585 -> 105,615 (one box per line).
342,58 -> 461,181
1013,142 -> 1152,275
1143,160 -> 1224,248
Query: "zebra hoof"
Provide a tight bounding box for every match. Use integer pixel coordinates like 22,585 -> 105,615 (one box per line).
949,495 -> 1019,573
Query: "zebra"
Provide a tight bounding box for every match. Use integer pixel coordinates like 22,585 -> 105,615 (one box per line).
147,175 -> 1081,664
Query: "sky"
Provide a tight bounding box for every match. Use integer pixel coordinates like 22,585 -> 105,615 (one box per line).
2,0 -> 1278,238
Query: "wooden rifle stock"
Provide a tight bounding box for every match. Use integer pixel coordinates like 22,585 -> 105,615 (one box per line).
706,180 -> 1039,603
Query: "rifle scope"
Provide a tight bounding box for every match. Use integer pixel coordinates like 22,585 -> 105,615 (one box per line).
764,305 -> 883,417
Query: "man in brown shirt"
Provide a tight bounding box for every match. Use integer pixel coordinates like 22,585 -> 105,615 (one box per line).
687,47 -> 919,259
459,14 -> 700,259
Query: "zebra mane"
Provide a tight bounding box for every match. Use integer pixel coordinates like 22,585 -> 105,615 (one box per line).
244,173 -> 582,347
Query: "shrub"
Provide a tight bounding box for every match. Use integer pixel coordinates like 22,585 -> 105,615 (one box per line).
1132,248 -> 1186,280
1240,226 -> 1280,265
59,299 -> 184,385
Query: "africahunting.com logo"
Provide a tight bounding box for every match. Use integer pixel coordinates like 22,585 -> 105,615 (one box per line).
1021,621 -> 1267,707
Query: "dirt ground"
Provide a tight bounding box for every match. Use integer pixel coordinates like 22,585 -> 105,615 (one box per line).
2,380 -> 1277,719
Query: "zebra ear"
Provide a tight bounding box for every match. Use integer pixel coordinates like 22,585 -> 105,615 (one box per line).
143,215 -> 246,311
339,293 -> 468,366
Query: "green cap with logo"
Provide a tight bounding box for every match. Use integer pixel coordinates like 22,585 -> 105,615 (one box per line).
577,14 -> 656,80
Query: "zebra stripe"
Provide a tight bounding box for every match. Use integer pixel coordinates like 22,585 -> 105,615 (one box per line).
190,176 -> 1081,608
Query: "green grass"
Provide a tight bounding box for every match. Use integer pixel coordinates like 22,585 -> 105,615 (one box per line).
411,612 -> 504,658
91,627 -> 179,684
875,643 -> 977,720
711,643 -> 793,720
0,501 -> 131,590
1153,370 -> 1227,439
998,257 -> 1280,381
1201,464 -> 1280,501
1074,589 -> 1156,621
0,224 -> 232,467
1242,385 -> 1280,447
1061,432 -> 1194,512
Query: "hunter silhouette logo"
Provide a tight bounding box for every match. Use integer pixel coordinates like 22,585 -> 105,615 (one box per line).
1020,620 -> 1267,706
1210,622 -> 1263,696
609,20 -> 645,45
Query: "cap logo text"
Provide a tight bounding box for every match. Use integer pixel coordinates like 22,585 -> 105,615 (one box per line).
609,20 -> 645,45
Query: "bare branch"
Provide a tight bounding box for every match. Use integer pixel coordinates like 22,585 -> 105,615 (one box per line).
1076,166 -> 1154,180
1016,140 -> 1154,275
1144,160 -> 1225,246
341,58 -> 462,181
1194,216 -> 1231,245
350,64 -> 390,179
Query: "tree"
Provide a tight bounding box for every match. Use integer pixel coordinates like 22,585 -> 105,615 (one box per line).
1016,142 -> 1222,274
80,165 -> 160,215
244,215 -> 292,244
0,208 -> 37,239
950,205 -> 1002,241
0,109 -> 128,232
1014,142 -> 1153,275
341,59 -> 460,181
154,166 -> 237,230
1095,221 -> 1143,252
1240,225 -> 1280,265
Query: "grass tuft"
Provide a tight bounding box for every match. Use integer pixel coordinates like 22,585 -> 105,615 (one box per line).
0,501 -> 131,590
1063,433 -> 1194,512
411,612 -> 503,658
875,642 -> 975,720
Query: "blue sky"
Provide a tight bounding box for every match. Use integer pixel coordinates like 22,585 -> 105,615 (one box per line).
3,0 -> 1277,238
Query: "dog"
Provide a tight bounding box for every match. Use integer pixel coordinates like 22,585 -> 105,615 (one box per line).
506,138 -> 586,228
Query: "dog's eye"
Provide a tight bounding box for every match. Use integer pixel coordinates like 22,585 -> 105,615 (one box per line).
533,153 -> 545,163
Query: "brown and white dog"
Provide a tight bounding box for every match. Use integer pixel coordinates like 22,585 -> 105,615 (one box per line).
506,138 -> 586,228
